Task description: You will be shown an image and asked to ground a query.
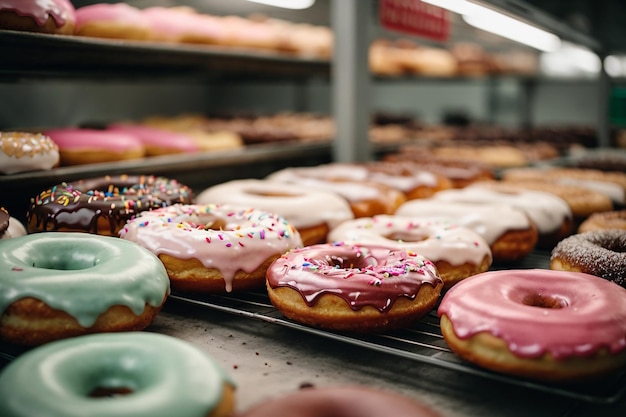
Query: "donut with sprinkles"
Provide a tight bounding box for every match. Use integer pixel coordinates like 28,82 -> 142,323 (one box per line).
27,175 -> 192,236
120,204 -> 303,293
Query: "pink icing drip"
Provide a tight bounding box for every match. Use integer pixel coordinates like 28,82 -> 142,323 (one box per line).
45,128 -> 143,152
0,0 -> 75,27
438,269 -> 626,359
266,243 -> 442,312
107,124 -> 200,153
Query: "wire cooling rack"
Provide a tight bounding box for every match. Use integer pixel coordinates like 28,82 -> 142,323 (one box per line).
169,251 -> 626,405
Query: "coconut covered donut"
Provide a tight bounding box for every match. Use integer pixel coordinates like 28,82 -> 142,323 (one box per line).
27,175 -> 192,236
0,131 -> 59,174
0,332 -> 235,417
196,179 -> 354,246
266,242 -> 443,332
438,269 -> 626,381
550,229 -> 626,288
0,233 -> 170,346
120,204 -> 303,293
328,215 -> 492,289
395,199 -> 538,262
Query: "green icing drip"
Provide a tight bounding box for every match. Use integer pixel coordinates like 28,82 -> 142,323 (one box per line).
0,332 -> 234,417
0,233 -> 170,327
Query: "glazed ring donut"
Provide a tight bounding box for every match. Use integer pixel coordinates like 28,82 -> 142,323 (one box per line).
328,215 -> 492,289
266,242 -> 443,332
0,207 -> 27,240
578,210 -> 626,233
438,269 -> 626,381
550,229 -> 626,288
0,0 -> 75,35
120,204 -> 303,293
0,332 -> 235,417
0,233 -> 170,346
27,174 -> 193,236
196,179 -> 354,246
266,171 -> 407,218
238,386 -> 441,417
395,199 -> 538,262
0,131 -> 60,174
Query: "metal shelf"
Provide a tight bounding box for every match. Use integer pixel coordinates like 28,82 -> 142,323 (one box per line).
0,30 -> 330,81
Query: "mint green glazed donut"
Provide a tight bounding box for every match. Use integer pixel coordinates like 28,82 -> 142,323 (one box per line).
0,232 -> 170,345
0,332 -> 236,417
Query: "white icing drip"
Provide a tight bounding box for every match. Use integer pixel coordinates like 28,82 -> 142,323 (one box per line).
328,215 -> 492,266
395,199 -> 530,244
196,179 -> 354,229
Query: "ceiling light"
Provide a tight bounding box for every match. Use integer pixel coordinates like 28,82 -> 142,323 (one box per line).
422,0 -> 561,52
245,0 -> 315,9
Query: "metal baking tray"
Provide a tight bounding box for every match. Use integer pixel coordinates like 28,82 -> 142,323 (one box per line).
169,252 -> 626,405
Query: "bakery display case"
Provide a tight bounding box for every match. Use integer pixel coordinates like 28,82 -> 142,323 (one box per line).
1,1 -> 626,417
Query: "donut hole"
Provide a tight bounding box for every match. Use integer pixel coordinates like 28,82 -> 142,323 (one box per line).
385,232 -> 428,242
30,249 -> 99,270
323,253 -> 374,269
88,386 -> 134,398
521,294 -> 569,309
599,238 -> 626,253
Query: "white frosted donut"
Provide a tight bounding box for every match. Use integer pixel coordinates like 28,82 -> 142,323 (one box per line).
328,215 -> 492,288
196,179 -> 354,246
434,186 -> 572,235
395,199 -> 538,262
120,203 -> 303,292
0,132 -> 59,174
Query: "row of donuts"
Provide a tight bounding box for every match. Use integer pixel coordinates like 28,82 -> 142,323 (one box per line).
2,162 -> 626,382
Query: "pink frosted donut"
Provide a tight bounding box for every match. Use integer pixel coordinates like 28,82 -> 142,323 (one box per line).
328,215 -> 492,289
438,269 -> 626,381
0,0 -> 75,35
142,7 -> 227,44
75,3 -> 151,40
45,128 -> 145,166
107,124 -> 200,156
266,243 -> 443,332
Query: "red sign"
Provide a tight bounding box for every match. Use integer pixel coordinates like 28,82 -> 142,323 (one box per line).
379,0 -> 450,42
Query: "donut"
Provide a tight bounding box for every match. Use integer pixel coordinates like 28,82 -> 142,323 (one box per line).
0,131 -> 59,174
106,124 -> 200,156
0,332 -> 235,417
0,207 -> 27,240
28,175 -> 193,236
0,0 -> 75,35
578,210 -> 626,233
120,203 -> 303,293
438,269 -> 626,381
196,179 -> 354,246
237,385 -> 441,417
0,232 -> 170,346
432,185 -> 573,248
143,7 -> 228,45
492,179 -> 614,219
550,229 -> 626,288
45,128 -> 145,166
502,167 -> 626,207
266,243 -> 443,332
395,199 -> 538,262
328,215 -> 491,289
268,163 -> 452,201
74,3 -> 152,40
267,171 -> 406,218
